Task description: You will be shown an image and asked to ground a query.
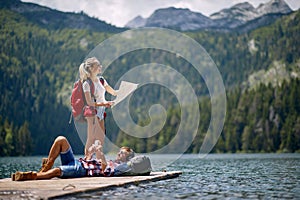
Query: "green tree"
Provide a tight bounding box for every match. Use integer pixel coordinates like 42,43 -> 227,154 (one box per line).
16,121 -> 33,156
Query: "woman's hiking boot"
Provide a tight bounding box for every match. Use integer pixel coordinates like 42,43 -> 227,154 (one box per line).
13,171 -> 37,181
39,158 -> 54,172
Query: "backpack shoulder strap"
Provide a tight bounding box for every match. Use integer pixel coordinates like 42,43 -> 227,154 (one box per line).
85,78 -> 95,97
80,79 -> 88,106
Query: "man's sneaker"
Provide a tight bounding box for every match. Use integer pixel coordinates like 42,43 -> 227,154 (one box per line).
14,171 -> 37,181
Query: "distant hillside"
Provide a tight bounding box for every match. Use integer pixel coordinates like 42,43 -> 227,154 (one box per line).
0,2 -> 299,155
126,0 -> 293,32
0,8 -> 113,155
0,0 -> 125,32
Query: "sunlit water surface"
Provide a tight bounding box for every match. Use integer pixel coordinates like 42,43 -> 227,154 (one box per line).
1,154 -> 299,199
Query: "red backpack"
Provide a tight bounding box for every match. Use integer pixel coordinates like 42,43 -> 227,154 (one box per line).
71,78 -> 95,122
70,77 -> 106,123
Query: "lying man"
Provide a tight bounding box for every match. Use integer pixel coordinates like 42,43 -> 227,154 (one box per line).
12,136 -> 135,181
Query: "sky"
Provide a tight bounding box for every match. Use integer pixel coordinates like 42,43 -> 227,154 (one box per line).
21,0 -> 300,27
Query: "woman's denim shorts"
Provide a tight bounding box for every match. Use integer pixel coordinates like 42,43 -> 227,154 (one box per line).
59,148 -> 86,178
96,106 -> 106,120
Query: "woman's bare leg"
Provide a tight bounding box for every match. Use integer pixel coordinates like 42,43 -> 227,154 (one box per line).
85,116 -> 96,159
98,118 -> 105,135
95,118 -> 106,169
85,116 -> 107,167
96,118 -> 105,146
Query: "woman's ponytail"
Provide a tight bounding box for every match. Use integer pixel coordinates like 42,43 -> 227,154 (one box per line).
79,62 -> 89,81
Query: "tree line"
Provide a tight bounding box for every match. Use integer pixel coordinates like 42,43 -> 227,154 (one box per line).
115,78 -> 300,153
0,9 -> 299,155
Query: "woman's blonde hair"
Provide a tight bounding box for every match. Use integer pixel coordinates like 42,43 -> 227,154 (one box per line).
79,57 -> 100,81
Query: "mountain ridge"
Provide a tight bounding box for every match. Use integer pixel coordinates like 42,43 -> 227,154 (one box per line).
145,7 -> 215,31
1,0 -> 293,32
126,0 -> 293,31
0,0 -> 125,32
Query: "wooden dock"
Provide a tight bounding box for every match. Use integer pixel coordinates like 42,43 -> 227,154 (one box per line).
0,171 -> 182,199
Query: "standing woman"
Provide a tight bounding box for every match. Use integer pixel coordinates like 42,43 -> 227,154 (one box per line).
79,57 -> 116,169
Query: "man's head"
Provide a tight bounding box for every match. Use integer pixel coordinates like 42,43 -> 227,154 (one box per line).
116,146 -> 135,162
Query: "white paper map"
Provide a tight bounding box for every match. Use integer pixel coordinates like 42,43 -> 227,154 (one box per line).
112,81 -> 138,107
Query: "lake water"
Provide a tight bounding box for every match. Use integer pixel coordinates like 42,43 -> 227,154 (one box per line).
0,154 -> 299,199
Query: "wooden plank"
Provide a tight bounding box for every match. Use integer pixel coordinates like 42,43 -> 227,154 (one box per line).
0,171 -> 182,199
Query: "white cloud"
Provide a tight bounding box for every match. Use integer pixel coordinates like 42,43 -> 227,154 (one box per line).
21,0 -> 300,27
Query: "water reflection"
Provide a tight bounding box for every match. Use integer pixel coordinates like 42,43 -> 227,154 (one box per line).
1,154 -> 299,199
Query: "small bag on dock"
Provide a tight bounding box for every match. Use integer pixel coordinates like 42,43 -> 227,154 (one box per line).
114,155 -> 152,176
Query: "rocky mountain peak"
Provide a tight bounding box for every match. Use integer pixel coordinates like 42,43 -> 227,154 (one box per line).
232,2 -> 255,11
256,0 -> 292,15
126,15 -> 147,28
210,2 -> 257,22
125,0 -> 293,31
127,7 -> 215,31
